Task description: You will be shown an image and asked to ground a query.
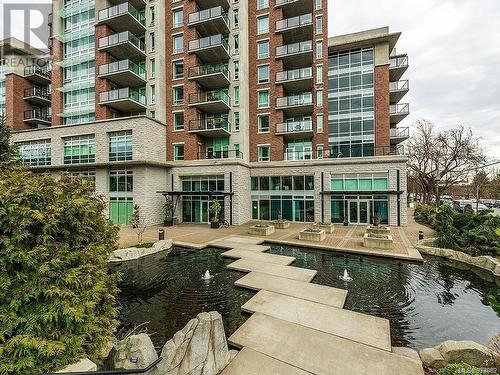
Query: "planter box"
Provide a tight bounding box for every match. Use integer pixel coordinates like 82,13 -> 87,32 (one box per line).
274,221 -> 290,229
366,226 -> 390,235
249,225 -> 275,236
363,233 -> 393,249
164,218 -> 179,227
211,221 -> 221,229
299,229 -> 326,242
314,223 -> 335,234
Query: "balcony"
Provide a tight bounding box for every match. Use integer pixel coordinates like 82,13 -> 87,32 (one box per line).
24,65 -> 51,85
24,109 -> 51,126
188,64 -> 230,89
390,126 -> 410,144
193,0 -> 230,11
98,31 -> 146,60
23,87 -> 51,106
389,80 -> 409,104
98,59 -> 146,86
108,0 -> 145,10
197,149 -> 242,160
189,119 -> 231,137
276,93 -> 313,115
188,90 -> 231,112
275,0 -> 312,18
99,87 -> 146,111
390,103 -> 410,125
389,54 -> 408,81
97,3 -> 145,34
188,7 -> 229,36
276,67 -> 313,91
276,120 -> 313,139
275,41 -> 313,68
275,14 -> 313,43
188,34 -> 230,63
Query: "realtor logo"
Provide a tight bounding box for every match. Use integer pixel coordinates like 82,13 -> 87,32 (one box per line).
2,1 -> 51,54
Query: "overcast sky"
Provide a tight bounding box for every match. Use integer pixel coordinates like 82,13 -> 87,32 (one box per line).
330,0 -> 500,158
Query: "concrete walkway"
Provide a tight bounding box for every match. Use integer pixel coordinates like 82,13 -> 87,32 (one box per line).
221,236 -> 424,375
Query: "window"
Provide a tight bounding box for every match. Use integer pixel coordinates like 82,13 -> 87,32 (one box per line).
234,60 -> 239,80
173,9 -> 183,28
70,170 -> 96,185
173,34 -> 183,53
257,0 -> 268,9
233,9 -> 239,27
173,112 -> 184,130
257,40 -> 269,59
257,15 -> 269,35
316,41 -> 323,59
316,114 -> 323,133
258,90 -> 269,108
234,111 -> 240,131
109,131 -> 132,161
316,64 -> 323,84
173,86 -> 184,105
150,5 -> 155,25
234,143 -> 240,156
315,0 -> 322,10
315,16 -> 323,34
257,65 -> 269,83
233,86 -> 240,105
233,34 -> 239,54
151,58 -> 156,78
109,169 -> 133,225
258,115 -> 270,132
150,32 -> 155,51
173,143 -> 184,160
150,85 -> 156,104
316,90 -> 323,107
109,169 -> 133,193
317,144 -> 324,159
150,110 -> 155,119
258,145 -> 270,162
18,140 -> 51,166
173,60 -> 183,80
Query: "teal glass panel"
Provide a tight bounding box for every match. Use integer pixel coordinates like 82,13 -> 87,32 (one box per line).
331,179 -> 344,190
374,178 -> 388,190
331,200 -> 344,223
282,199 -> 293,220
359,179 -> 372,191
345,179 -> 358,191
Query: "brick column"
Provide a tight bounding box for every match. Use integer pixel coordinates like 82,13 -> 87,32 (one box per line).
95,24 -> 114,121
51,39 -> 64,126
374,64 -> 390,155
5,74 -> 32,131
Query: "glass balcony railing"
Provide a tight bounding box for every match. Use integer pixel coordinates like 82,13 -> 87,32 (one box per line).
188,64 -> 230,79
99,87 -> 146,105
389,80 -> 409,91
189,34 -> 230,54
188,6 -> 228,26
98,2 -> 145,25
390,127 -> 410,138
98,59 -> 146,79
189,119 -> 231,132
99,31 -> 145,52
276,120 -> 312,133
389,55 -> 408,69
276,13 -> 312,31
390,103 -> 410,115
189,90 -> 231,106
276,67 -> 312,82
276,40 -> 312,57
24,87 -> 50,100
276,92 -> 313,107
197,149 -> 243,160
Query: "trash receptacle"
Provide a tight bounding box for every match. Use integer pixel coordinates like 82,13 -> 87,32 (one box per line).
159,229 -> 165,241
418,230 -> 424,241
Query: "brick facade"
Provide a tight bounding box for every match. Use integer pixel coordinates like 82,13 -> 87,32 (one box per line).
374,64 -> 390,155
51,39 -> 64,126
5,74 -> 32,131
94,24 -> 114,121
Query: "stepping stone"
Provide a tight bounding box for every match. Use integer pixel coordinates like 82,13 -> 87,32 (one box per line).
225,236 -> 264,245
222,249 -> 295,265
235,272 -> 347,308
229,313 -> 424,375
242,290 -> 391,351
220,347 -> 312,375
227,259 -> 316,282
215,241 -> 270,252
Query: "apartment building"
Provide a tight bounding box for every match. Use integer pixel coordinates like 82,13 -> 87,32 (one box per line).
6,0 -> 410,227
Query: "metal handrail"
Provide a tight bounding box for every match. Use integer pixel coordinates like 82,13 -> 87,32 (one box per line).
276,40 -> 312,57
188,34 -> 229,54
44,357 -> 163,375
390,126 -> 410,138
24,109 -> 51,121
24,65 -> 51,77
389,80 -> 409,91
390,103 -> 409,115
276,13 -> 312,31
189,90 -> 231,106
276,120 -> 312,133
100,88 -> 146,105
389,55 -> 408,68
99,31 -> 145,52
197,149 -> 243,159
276,67 -> 312,82
189,119 -> 231,132
99,59 -> 146,79
276,92 -> 313,107
24,87 -> 50,99
188,6 -> 228,25
188,64 -> 229,79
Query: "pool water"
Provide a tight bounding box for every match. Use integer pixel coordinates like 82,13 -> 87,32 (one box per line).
113,245 -> 499,350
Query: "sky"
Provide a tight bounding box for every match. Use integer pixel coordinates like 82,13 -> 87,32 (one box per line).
330,0 -> 500,158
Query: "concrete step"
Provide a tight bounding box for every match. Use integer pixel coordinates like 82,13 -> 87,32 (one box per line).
227,259 -> 317,282
235,271 -> 347,308
224,236 -> 264,245
215,241 -> 271,252
220,347 -> 313,375
222,249 -> 295,265
242,290 -> 391,351
229,313 -> 424,375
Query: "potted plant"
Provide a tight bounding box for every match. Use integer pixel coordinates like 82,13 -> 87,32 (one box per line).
163,198 -> 175,226
273,209 -> 290,229
209,200 -> 222,229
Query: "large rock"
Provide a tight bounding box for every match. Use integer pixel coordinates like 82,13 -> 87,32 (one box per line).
419,348 -> 445,369
435,340 -> 496,368
112,333 -> 158,370
56,358 -> 97,372
109,239 -> 173,262
156,311 -> 230,375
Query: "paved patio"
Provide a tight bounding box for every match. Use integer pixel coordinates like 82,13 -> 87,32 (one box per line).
118,209 -> 435,261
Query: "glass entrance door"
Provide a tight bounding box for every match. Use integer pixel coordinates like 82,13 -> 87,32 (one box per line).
348,201 -> 358,223
359,200 -> 369,224
348,200 -> 370,224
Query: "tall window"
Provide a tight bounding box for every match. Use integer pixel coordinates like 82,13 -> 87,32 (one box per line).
233,34 -> 239,54
173,60 -> 183,79
233,8 -> 239,28
173,9 -> 183,28
109,131 -> 132,161
64,135 -> 95,164
109,169 -> 133,225
315,16 -> 323,34
257,65 -> 269,83
151,58 -> 156,78
257,15 -> 269,35
18,140 -> 51,166
258,115 -> 270,133
173,112 -> 184,130
257,40 -> 269,59
258,145 -> 270,162
257,0 -> 268,9
173,86 -> 184,105
173,34 -> 183,53
316,41 -> 323,59
173,143 -> 184,160
234,60 -> 239,80
234,111 -> 240,131
258,90 -> 269,108
233,86 -> 240,105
